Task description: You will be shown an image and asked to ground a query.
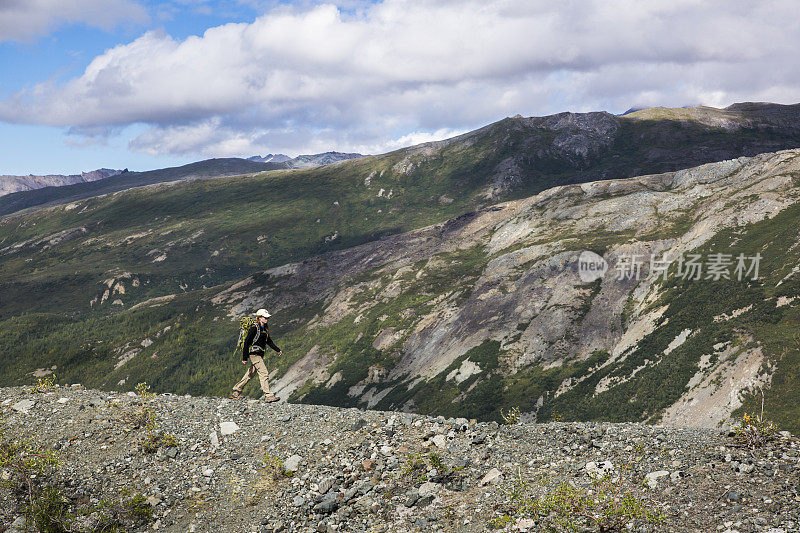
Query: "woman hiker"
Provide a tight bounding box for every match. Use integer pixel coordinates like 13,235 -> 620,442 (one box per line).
231,308 -> 282,402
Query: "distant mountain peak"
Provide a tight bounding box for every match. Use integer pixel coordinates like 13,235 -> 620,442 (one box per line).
248,151 -> 363,169
247,154 -> 292,164
0,168 -> 123,197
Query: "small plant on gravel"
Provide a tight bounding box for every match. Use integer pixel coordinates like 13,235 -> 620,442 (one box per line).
263,453 -> 293,479
400,452 -> 428,485
491,454 -> 664,531
29,373 -> 57,393
0,428 -> 60,508
141,431 -> 178,453
1,423 -> 152,531
733,389 -> 777,450
121,494 -> 154,525
26,486 -> 72,532
123,382 -> 157,431
501,406 -> 521,425
428,451 -> 446,471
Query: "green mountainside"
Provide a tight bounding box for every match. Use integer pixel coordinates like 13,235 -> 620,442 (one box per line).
1,103 -> 799,431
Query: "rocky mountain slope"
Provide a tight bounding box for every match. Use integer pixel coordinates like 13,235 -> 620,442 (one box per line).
1,103 -> 800,434
0,168 -> 122,197
1,148 -> 799,434
204,149 -> 800,431
2,385 -> 799,532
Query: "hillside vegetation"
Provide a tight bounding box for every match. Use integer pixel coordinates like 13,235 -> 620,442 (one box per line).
1,103 -> 800,432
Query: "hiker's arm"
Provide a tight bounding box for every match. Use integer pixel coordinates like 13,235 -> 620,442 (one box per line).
266,335 -> 281,354
242,326 -> 257,361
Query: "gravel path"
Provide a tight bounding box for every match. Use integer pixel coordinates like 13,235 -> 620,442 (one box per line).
2,386 -> 798,532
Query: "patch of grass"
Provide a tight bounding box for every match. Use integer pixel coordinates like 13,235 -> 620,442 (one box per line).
491,451 -> 664,531
0,422 -> 152,532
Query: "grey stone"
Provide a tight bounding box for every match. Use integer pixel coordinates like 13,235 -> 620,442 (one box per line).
727,489 -> 744,502
645,470 -> 670,489
11,399 -> 35,414
314,493 -> 340,514
480,468 -> 503,485
284,454 -> 303,472
219,421 -> 239,436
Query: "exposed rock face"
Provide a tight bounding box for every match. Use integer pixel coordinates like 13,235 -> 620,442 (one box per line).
0,168 -> 121,196
2,386 -> 799,532
212,149 -> 800,426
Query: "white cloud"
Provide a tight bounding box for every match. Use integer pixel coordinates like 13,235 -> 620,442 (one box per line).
0,0 -> 148,42
1,0 -> 799,157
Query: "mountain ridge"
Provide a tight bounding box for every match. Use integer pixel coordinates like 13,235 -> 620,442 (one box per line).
0,168 -> 123,197
248,151 -> 363,168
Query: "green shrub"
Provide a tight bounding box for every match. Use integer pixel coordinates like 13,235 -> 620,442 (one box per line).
29,373 -> 57,393
27,486 -> 72,533
400,452 -> 427,485
501,406 -> 521,425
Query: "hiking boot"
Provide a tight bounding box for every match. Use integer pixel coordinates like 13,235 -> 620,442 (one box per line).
230,392 -> 242,399
261,393 -> 279,403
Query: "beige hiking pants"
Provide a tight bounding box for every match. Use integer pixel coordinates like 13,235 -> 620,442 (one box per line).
232,354 -> 272,394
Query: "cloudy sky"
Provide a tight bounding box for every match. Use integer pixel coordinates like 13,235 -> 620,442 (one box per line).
1,0 -> 798,175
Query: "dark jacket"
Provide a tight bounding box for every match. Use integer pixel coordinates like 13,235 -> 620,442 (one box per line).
242,324 -> 280,362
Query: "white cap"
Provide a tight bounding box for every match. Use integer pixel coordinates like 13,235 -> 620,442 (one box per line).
255,308 -> 272,318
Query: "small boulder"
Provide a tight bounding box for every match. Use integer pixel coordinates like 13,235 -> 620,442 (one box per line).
219,421 -> 239,436
11,399 -> 35,414
645,470 -> 670,489
585,460 -> 615,478
431,435 -> 448,448
480,468 -> 503,485
284,454 -> 303,473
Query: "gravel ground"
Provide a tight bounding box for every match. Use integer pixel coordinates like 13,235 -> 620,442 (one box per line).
1,386 -> 799,532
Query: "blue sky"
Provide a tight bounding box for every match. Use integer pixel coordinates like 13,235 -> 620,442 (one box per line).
1,1 -> 799,176
0,0 -> 266,174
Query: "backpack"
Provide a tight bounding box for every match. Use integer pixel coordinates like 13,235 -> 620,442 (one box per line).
234,316 -> 258,358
